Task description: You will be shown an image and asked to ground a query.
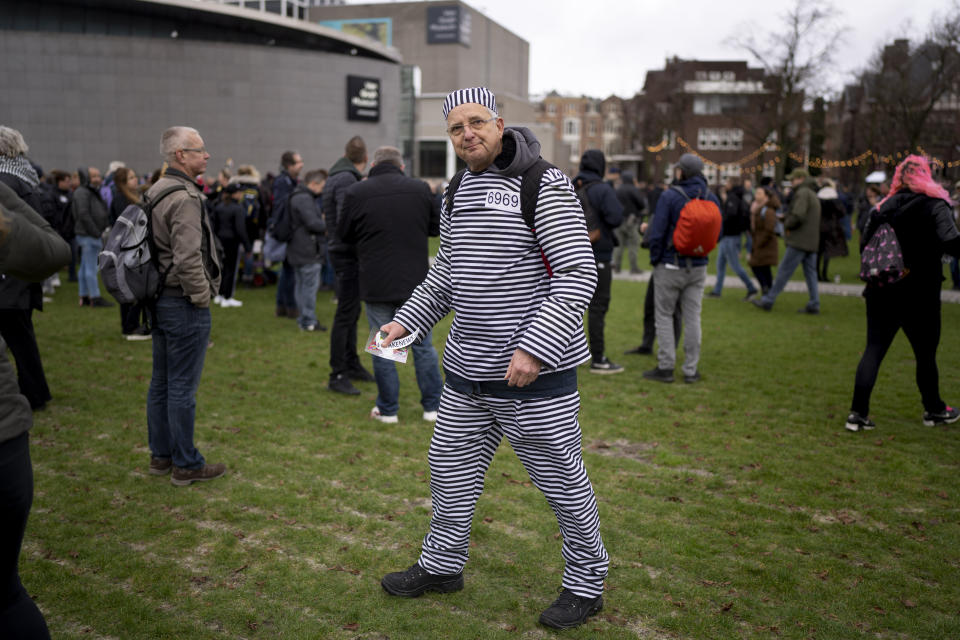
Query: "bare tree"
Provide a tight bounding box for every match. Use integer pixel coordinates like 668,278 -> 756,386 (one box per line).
857,2 -> 960,155
728,0 -> 846,179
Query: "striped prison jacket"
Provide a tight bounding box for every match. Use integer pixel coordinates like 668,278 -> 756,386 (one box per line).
393,155 -> 598,388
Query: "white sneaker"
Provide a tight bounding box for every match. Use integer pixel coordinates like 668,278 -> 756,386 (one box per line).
222,298 -> 243,308
213,295 -> 224,306
422,410 -> 438,422
370,407 -> 398,424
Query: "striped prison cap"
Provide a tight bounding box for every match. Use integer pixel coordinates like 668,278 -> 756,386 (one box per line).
442,87 -> 498,119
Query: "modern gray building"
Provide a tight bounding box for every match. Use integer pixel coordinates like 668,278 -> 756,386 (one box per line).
0,0 -> 402,178
309,1 -> 558,178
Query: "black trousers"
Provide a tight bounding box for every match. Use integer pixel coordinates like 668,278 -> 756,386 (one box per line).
119,302 -> 149,334
0,310 -> 50,410
641,272 -> 680,350
751,265 -> 773,293
851,284 -> 946,417
218,239 -> 241,299
329,253 -> 362,379
0,432 -> 51,639
588,260 -> 612,361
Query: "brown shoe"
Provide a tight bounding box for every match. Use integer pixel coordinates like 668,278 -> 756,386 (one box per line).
171,462 -> 226,486
149,456 -> 172,476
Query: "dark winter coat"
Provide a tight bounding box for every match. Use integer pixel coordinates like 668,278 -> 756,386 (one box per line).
322,157 -> 363,258
339,162 -> 440,303
861,190 -> 960,296
0,180 -> 70,444
749,204 -> 779,267
574,150 -> 623,262
286,185 -> 326,267
72,182 -> 109,238
783,177 -> 821,252
817,189 -> 849,259
212,200 -> 251,250
0,174 -> 46,312
720,187 -> 749,236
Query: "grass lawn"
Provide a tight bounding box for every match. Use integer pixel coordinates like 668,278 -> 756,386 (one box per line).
21,271 -> 960,639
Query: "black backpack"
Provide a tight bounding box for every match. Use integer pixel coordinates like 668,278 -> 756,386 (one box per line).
98,185 -> 185,304
859,210 -> 907,287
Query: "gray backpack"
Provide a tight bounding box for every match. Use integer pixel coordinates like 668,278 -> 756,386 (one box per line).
98,185 -> 185,304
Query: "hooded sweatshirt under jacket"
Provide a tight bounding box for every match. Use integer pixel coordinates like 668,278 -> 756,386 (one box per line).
392,127 -> 598,394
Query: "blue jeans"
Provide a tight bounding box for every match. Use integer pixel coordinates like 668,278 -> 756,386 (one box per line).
760,246 -> 819,310
711,235 -> 756,295
76,235 -> 101,298
950,256 -> 959,289
365,301 -> 442,416
294,263 -> 322,329
147,296 -> 210,469
275,261 -> 296,309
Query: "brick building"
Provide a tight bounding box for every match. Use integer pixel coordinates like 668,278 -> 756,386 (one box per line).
535,93 -> 634,176
638,57 -> 777,185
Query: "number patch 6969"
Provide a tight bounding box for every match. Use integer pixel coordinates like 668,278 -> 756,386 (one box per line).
485,190 -> 521,212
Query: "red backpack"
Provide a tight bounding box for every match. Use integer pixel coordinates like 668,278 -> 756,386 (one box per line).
669,185 -> 722,257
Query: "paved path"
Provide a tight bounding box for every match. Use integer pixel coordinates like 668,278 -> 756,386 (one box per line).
613,270 -> 960,304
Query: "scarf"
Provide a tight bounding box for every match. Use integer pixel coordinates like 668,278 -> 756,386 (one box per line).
0,154 -> 40,188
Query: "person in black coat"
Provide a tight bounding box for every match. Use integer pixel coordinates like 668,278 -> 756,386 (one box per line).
0,127 -> 54,410
573,149 -> 624,374
338,146 -> 442,423
211,183 -> 252,307
287,169 -> 328,331
846,156 -> 960,432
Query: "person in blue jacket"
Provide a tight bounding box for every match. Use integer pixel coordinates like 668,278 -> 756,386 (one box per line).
643,153 -> 720,384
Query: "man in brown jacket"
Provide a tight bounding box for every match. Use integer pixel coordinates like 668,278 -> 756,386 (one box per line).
145,126 -> 225,486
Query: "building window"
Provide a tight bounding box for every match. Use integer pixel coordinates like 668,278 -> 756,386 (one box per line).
569,141 -> 580,163
693,95 -> 749,115
547,103 -> 557,115
588,120 -> 598,136
722,71 -> 735,81
697,128 -> 743,150
563,118 -> 580,137
695,71 -> 708,81
418,141 -> 447,178
565,103 -> 578,114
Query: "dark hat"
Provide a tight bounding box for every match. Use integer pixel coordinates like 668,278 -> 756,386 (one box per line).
676,153 -> 703,178
787,168 -> 810,180
224,182 -> 243,194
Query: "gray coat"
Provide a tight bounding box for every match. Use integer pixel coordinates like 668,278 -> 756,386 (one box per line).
286,185 -> 326,267
0,181 -> 71,443
72,184 -> 109,238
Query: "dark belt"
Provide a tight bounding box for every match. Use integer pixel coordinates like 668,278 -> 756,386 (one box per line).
443,367 -> 578,400
161,285 -> 184,297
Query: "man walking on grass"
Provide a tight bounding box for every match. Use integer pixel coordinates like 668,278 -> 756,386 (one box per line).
145,126 -> 225,486
377,87 -> 609,630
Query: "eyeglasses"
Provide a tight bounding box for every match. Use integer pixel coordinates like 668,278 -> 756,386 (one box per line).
446,116 -> 497,137
180,147 -> 207,155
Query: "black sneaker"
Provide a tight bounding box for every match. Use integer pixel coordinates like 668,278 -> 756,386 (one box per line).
381,563 -> 463,598
90,297 -> 114,308
705,291 -> 721,298
751,298 -> 772,311
743,291 -> 758,302
683,371 -> 701,384
589,357 -> 624,375
922,405 -> 960,427
797,306 -> 820,315
845,411 -> 876,432
328,374 -> 361,395
642,367 -> 674,383
348,365 -> 375,383
538,588 -> 603,630
624,344 -> 653,355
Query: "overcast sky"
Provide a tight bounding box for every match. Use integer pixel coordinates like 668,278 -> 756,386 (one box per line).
352,0 -> 953,98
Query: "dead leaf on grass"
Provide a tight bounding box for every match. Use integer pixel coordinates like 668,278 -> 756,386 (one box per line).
901,599 -> 917,608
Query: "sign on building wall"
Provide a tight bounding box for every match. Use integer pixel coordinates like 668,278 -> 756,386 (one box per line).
347,76 -> 380,122
317,18 -> 392,48
426,5 -> 471,46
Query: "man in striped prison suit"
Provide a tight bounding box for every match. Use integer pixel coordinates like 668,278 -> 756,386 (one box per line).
378,87 -> 609,630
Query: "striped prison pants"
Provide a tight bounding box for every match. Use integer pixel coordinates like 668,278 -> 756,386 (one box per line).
418,386 -> 609,597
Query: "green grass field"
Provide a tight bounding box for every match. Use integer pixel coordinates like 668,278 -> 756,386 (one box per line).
21,266 -> 960,639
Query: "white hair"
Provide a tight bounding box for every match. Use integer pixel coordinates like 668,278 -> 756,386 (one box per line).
0,126 -> 28,157
159,126 -> 199,162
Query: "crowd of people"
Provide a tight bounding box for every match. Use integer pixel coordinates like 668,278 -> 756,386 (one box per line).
1,93 -> 960,633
